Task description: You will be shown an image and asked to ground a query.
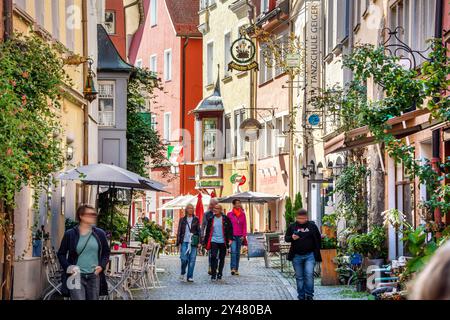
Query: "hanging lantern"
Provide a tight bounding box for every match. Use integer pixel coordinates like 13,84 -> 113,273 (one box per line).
83,58 -> 98,103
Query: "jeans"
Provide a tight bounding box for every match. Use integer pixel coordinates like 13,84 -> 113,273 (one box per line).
230,236 -> 242,271
70,273 -> 100,300
210,242 -> 227,276
180,242 -> 198,279
292,252 -> 316,299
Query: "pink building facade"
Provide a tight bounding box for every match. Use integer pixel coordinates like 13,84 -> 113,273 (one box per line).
129,0 -> 202,234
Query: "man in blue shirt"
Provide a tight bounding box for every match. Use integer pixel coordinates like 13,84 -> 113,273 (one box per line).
203,204 -> 233,281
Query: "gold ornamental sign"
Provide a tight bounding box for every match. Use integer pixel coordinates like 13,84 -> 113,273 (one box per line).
228,34 -> 259,72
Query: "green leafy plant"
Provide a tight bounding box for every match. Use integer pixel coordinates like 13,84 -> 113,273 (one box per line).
347,226 -> 387,259
293,192 -> 303,212
333,164 -> 368,234
284,196 -> 294,227
65,218 -> 78,231
321,236 -> 337,249
322,213 -> 337,228
127,67 -> 169,178
137,220 -> 170,247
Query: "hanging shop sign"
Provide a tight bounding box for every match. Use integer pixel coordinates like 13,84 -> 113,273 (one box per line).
198,180 -> 223,188
229,34 -> 259,72
286,53 -> 300,68
230,173 -> 247,186
308,114 -> 321,126
239,118 -> 262,142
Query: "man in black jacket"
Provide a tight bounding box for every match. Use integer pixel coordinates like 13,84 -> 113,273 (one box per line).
203,204 -> 233,281
201,198 -> 219,275
285,209 -> 322,300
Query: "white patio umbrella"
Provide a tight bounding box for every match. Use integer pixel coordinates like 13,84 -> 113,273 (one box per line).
219,191 -> 280,233
57,163 -> 167,243
158,194 -> 212,211
219,191 -> 280,204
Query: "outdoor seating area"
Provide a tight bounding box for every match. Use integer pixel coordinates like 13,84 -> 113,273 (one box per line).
41,240 -> 164,300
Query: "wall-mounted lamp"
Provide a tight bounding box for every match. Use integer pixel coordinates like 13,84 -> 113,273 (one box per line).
301,162 -> 316,178
83,58 -> 98,103
66,145 -> 74,161
64,55 -> 98,103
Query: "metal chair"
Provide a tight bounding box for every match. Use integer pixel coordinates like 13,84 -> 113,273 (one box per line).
146,241 -> 162,288
106,252 -> 136,300
129,244 -> 152,298
42,246 -> 63,300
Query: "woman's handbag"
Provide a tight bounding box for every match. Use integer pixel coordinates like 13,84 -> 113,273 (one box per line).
187,218 -> 199,247
191,234 -> 200,247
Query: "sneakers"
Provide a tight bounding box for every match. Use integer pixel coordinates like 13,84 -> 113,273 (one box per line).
187,278 -> 194,283
217,274 -> 223,280
231,269 -> 236,276
179,275 -> 185,281
305,295 -> 314,301
235,270 -> 240,276
211,274 -> 217,281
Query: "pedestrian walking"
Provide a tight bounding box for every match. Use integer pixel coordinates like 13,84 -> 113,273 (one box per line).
409,240 -> 450,300
201,198 -> 219,275
176,204 -> 201,282
203,204 -> 233,281
57,204 -> 110,300
285,209 -> 322,300
227,199 -> 248,276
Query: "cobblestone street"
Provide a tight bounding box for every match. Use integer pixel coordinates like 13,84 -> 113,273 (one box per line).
140,255 -> 367,300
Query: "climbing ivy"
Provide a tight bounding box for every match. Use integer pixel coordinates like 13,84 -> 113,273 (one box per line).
127,67 -> 168,177
342,40 -> 450,218
0,33 -> 68,209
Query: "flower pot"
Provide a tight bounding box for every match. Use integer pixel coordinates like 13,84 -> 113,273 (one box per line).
364,257 -> 384,269
320,249 -> 339,286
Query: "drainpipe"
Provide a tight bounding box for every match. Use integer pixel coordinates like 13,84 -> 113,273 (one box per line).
82,0 -> 89,202
246,0 -> 257,232
181,36 -> 189,195
431,0 -> 444,225
3,0 -> 13,40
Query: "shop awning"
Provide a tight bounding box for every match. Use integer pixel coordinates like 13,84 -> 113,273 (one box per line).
324,109 -> 432,155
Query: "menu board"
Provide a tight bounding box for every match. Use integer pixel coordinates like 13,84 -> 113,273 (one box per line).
247,233 -> 266,259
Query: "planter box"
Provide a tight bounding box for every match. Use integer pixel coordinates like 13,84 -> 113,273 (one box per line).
320,249 -> 339,286
13,257 -> 45,300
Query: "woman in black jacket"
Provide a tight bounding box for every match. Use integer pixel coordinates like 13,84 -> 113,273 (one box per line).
176,204 -> 201,282
57,204 -> 110,300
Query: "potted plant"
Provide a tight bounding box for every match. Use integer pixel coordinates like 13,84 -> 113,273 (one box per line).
320,235 -> 339,285
365,226 -> 387,267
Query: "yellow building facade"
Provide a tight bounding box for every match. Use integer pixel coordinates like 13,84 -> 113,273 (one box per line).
11,0 -> 95,299
196,0 -> 252,203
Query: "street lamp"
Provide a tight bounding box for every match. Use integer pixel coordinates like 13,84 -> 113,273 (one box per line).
83,58 -> 98,103
301,162 -> 316,178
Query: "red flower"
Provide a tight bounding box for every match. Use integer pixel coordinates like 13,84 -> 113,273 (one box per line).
6,148 -> 13,156
22,71 -> 29,79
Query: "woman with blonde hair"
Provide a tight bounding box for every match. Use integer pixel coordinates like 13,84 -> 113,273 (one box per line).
176,203 -> 201,282
409,240 -> 450,300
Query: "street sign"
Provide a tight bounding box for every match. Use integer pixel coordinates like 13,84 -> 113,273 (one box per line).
308,114 -> 321,126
